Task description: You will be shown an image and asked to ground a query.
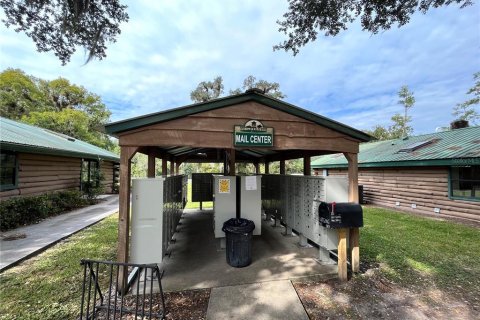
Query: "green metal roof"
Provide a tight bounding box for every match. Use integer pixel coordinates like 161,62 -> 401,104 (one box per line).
104,90 -> 371,142
311,126 -> 480,168
0,117 -> 120,162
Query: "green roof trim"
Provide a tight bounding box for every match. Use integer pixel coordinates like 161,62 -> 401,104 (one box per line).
0,117 -> 120,162
104,91 -> 371,142
312,126 -> 480,169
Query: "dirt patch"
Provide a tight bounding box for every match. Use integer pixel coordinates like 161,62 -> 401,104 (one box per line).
0,233 -> 27,241
293,269 -> 479,320
94,288 -> 210,319
164,289 -> 210,320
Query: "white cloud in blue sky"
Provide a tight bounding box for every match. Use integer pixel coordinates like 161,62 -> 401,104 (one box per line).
0,0 -> 478,134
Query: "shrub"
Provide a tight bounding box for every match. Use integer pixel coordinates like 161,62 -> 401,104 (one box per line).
81,167 -> 105,204
0,190 -> 89,231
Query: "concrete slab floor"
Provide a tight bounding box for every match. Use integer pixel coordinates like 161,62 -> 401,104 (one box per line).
160,209 -> 337,292
206,280 -> 309,320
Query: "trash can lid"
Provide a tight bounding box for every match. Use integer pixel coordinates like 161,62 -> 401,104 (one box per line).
222,218 -> 255,234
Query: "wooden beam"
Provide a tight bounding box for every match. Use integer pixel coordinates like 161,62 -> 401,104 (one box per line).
350,228 -> 360,273
265,161 -> 270,174
337,228 -> 348,281
170,160 -> 174,176
303,156 -> 311,176
280,159 -> 285,175
228,149 -> 235,175
254,162 -> 259,174
118,146 -> 138,292
344,152 -> 359,203
147,153 -> 155,178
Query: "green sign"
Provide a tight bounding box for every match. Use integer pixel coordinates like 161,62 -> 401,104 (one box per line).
233,120 -> 273,147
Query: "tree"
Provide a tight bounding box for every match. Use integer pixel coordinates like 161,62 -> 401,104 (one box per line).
38,77 -> 111,131
274,0 -> 472,55
366,86 -> 415,140
0,69 -> 49,119
397,85 -> 415,137
366,114 -> 413,140
0,0 -> 129,65
453,72 -> 480,124
190,76 -> 224,103
22,108 -> 95,142
230,75 -> 286,99
365,125 -> 392,140
0,68 -> 114,150
191,75 -> 286,103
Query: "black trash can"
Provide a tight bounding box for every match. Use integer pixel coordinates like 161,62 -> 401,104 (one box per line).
222,218 -> 255,268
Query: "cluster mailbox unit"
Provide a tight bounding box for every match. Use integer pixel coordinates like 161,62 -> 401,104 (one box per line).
129,173 -> 362,273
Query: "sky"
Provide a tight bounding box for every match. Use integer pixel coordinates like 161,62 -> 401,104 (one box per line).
1,0 -> 479,135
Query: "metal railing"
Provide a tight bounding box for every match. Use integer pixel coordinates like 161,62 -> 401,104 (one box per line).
79,259 -> 166,320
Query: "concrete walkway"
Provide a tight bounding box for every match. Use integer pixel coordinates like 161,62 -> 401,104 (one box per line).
0,195 -> 119,271
206,280 -> 309,320
161,209 -> 337,292
159,209 -> 336,320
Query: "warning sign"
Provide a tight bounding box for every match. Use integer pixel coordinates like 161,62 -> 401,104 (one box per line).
218,178 -> 230,194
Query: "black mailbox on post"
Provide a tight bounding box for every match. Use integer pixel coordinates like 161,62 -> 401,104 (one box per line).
318,202 -> 363,229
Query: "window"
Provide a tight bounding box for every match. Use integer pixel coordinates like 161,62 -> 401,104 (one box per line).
398,139 -> 436,153
81,159 -> 99,188
450,166 -> 480,201
0,151 -> 17,190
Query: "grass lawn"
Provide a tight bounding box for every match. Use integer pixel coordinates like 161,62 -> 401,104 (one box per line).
1,207 -> 478,319
360,206 -> 480,298
0,214 -> 118,320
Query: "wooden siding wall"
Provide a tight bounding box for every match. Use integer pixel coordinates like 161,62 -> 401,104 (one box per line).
1,153 -> 81,200
325,167 -> 480,222
100,161 -> 115,194
0,153 -> 117,200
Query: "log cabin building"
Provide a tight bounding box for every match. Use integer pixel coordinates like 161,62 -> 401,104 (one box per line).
312,125 -> 480,222
0,117 -> 120,200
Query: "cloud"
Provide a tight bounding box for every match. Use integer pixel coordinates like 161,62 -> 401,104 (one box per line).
0,0 -> 478,135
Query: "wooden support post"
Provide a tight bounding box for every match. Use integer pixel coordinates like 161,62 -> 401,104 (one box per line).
265,161 -> 270,174
175,162 -> 181,175
344,152 -> 360,273
344,153 -> 359,203
254,162 -> 259,175
303,156 -> 311,176
170,160 -> 174,176
147,153 -> 155,178
162,158 -> 167,177
117,146 -> 138,292
337,228 -> 348,281
350,228 -> 360,272
228,149 -> 235,176
280,159 -> 285,175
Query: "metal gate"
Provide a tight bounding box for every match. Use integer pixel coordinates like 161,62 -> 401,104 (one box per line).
79,259 -> 166,319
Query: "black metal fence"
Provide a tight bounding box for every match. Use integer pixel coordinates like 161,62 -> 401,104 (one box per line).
79,259 -> 166,319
